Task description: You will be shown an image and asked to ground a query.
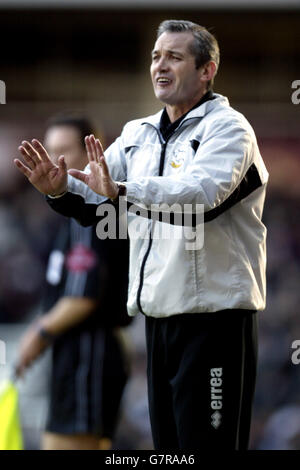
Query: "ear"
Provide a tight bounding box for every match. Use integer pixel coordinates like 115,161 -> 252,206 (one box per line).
199,61 -> 217,85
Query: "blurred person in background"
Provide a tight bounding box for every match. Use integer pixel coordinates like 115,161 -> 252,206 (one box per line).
15,114 -> 131,450
14,20 -> 268,450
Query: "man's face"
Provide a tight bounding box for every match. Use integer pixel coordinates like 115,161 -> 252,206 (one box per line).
150,31 -> 204,109
44,125 -> 87,171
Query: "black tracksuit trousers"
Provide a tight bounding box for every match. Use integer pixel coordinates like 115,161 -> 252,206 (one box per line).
145,309 -> 258,450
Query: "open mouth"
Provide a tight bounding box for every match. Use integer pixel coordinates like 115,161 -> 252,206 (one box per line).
156,77 -> 172,86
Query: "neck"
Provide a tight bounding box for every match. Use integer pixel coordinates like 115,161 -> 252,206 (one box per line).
165,90 -> 207,123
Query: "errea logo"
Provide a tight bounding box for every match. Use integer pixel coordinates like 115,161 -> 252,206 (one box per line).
211,410 -> 222,429
210,367 -> 223,429
0,80 -> 6,104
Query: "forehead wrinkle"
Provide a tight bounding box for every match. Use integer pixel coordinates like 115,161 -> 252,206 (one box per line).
152,48 -> 185,57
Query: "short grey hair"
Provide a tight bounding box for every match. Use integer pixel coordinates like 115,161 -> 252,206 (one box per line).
157,20 -> 220,90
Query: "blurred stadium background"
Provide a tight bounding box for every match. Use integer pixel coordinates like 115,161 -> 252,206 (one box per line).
0,0 -> 300,450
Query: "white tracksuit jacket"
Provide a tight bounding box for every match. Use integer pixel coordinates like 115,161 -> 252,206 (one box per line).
65,93 -> 269,318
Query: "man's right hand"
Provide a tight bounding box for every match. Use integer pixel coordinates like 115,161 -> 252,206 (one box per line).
14,139 -> 68,196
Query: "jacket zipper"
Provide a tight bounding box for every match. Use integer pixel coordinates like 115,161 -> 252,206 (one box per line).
136,117 -> 201,315
136,126 -> 168,315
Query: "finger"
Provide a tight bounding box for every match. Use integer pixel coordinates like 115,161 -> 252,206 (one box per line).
85,136 -> 95,163
14,158 -> 32,178
21,140 -> 41,164
57,155 -> 67,173
89,135 -> 98,162
95,139 -> 104,163
99,155 -> 110,177
31,139 -> 51,163
18,145 -> 36,169
14,360 -> 21,377
68,169 -> 89,185
15,360 -> 27,378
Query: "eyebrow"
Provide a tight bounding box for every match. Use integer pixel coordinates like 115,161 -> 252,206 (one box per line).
151,49 -> 185,58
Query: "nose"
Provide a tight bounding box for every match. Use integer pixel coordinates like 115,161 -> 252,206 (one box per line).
154,56 -> 170,73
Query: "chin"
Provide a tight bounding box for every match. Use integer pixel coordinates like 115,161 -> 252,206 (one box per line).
156,94 -> 173,105
154,89 -> 170,101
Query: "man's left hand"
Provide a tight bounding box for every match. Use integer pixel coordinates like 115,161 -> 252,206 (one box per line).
68,135 -> 119,199
15,320 -> 51,378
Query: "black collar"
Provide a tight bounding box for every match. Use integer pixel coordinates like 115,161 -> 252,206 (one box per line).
159,90 -> 215,141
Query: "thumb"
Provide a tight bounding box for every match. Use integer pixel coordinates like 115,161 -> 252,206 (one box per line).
68,168 -> 89,185
57,155 -> 67,172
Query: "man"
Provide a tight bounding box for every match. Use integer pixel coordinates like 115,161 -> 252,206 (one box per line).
15,114 -> 130,450
14,20 -> 269,449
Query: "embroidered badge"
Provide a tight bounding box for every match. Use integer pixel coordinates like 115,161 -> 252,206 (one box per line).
65,244 -> 97,272
170,148 -> 186,169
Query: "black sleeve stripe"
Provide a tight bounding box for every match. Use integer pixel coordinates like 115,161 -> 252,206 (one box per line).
204,163 -> 262,222
46,192 -> 99,227
125,163 -> 262,226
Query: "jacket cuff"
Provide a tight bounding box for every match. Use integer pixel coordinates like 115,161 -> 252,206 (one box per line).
124,181 -> 139,204
47,175 -> 74,198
